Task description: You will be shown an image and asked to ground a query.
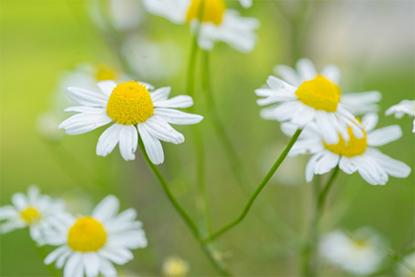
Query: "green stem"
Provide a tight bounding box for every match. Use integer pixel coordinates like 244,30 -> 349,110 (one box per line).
204,129 -> 303,242
138,141 -> 230,275
301,166 -> 339,277
201,50 -> 246,190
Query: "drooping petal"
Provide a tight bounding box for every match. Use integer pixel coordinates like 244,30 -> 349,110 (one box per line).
92,195 -> 120,222
96,124 -> 123,157
137,124 -> 164,165
118,125 -> 138,161
142,116 -> 184,144
367,125 -> 402,146
367,149 -> 411,178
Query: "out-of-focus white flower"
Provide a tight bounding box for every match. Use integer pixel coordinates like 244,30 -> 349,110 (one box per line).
386,100 -> 415,133
282,113 -> 411,185
398,252 -> 415,276
257,59 -> 363,144
0,186 -> 65,245
239,0 -> 252,8
143,0 -> 259,52
59,80 -> 203,164
109,0 -> 144,31
44,195 -> 147,277
320,228 -> 387,275
37,112 -> 64,141
122,36 -> 182,81
273,59 -> 382,115
162,256 -> 190,277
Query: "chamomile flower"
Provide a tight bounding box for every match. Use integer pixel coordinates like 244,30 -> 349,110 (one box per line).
143,0 -> 259,52
44,195 -> 147,277
59,80 -> 203,164
257,59 -> 365,144
282,113 -> 411,185
0,186 -> 65,245
397,252 -> 415,276
320,228 -> 386,275
273,59 -> 382,115
386,100 -> 415,133
162,256 -> 190,277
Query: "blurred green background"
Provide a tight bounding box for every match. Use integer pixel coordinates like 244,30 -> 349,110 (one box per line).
1,0 -> 414,276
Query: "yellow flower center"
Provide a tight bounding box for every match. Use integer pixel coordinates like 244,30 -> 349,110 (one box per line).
352,239 -> 370,249
186,0 -> 226,25
20,207 -> 42,224
95,64 -> 118,81
67,217 -> 107,252
106,81 -> 154,125
295,75 -> 341,112
324,127 -> 368,157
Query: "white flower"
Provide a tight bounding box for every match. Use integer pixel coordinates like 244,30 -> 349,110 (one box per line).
0,186 -> 65,245
273,59 -> 382,115
162,256 -> 189,277
44,195 -> 147,277
282,113 -> 411,185
397,252 -> 415,276
239,0 -> 252,8
143,0 -> 259,52
320,228 -> 386,275
257,59 -> 366,144
59,80 -> 203,164
386,100 -> 415,133
108,0 -> 144,31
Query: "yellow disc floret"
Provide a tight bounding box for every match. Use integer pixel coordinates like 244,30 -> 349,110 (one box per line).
324,127 -> 368,157
67,217 -> 107,252
186,0 -> 226,25
95,64 -> 118,81
106,81 -> 154,125
20,207 -> 42,224
295,75 -> 341,112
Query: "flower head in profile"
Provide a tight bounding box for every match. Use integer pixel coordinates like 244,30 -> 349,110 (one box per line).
0,186 -> 65,245
386,99 -> 415,133
143,0 -> 259,52
397,252 -> 415,276
257,59 -> 367,144
320,228 -> 386,275
162,256 -> 190,277
59,80 -> 203,164
44,196 -> 147,277
282,113 -> 411,185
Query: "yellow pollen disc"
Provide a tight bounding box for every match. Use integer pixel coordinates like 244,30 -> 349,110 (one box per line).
324,127 -> 368,157
20,207 -> 42,224
67,217 -> 107,252
186,0 -> 226,25
95,64 -> 118,81
352,239 -> 369,249
295,75 -> 341,112
106,81 -> 154,125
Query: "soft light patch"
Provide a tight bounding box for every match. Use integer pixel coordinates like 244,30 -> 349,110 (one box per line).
295,75 -> 341,112
95,64 -> 118,81
324,127 -> 367,157
67,217 -> 107,252
20,207 -> 41,224
106,81 -> 154,125
186,0 -> 226,25
352,239 -> 370,249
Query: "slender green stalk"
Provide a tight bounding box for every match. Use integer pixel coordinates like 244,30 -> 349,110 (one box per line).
301,166 -> 340,277
204,129 -> 303,242
138,141 -> 230,275
201,50 -> 246,190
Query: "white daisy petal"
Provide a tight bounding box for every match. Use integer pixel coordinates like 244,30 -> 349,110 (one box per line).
66,87 -> 107,107
260,101 -> 301,122
100,248 -> 133,265
137,124 -> 164,165
12,193 -> 27,210
64,253 -> 83,277
97,81 -> 117,97
296,58 -> 317,81
266,76 -> 297,92
96,124 -> 123,157
314,151 -> 339,175
361,113 -> 379,131
59,112 -> 112,135
92,195 -> 119,221
150,87 -> 171,102
305,153 -> 324,182
118,125 -> 138,161
84,253 -> 100,277
367,125 -> 402,146
315,112 -> 338,144
0,206 -> 18,219
56,250 -> 72,269
356,156 -> 388,185
99,257 -> 117,277
45,246 -> 68,265
154,108 -> 203,125
154,95 -> 193,108
142,0 -> 187,24
142,117 -> 184,144
274,65 -> 301,86
367,149 -> 411,178
339,157 -> 358,175
321,65 -> 340,83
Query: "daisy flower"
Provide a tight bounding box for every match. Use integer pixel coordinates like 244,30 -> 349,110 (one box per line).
59,80 -> 203,164
257,59 -> 366,144
273,59 -> 382,116
397,252 -> 415,276
320,228 -> 386,275
282,113 -> 411,185
44,195 -> 147,277
143,0 -> 259,52
0,186 -> 65,245
386,99 -> 415,133
162,256 -> 190,277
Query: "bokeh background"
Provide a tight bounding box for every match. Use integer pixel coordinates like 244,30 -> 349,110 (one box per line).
1,0 -> 414,276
